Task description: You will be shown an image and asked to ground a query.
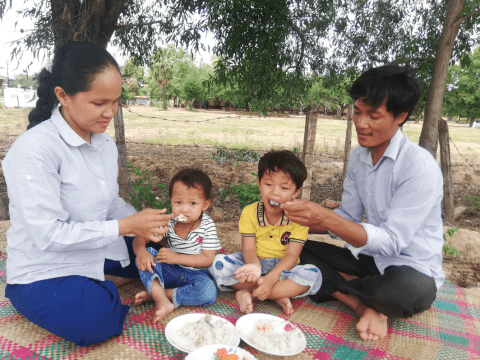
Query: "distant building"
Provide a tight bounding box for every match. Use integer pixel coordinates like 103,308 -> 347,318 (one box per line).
0,75 -> 7,87
133,96 -> 148,105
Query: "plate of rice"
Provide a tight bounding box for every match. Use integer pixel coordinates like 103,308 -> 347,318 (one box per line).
165,313 -> 240,353
185,344 -> 257,360
235,313 -> 306,356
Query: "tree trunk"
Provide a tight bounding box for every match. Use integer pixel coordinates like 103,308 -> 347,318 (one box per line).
51,0 -> 125,49
162,86 -> 167,109
114,104 -> 132,201
300,102 -> 318,201
342,104 -> 354,182
469,116 -> 475,127
438,119 -> 454,224
419,0 -> 465,159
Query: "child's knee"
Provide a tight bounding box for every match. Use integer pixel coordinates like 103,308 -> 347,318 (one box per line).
203,280 -> 217,305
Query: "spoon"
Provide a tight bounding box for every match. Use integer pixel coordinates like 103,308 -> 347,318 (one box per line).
171,214 -> 188,222
268,200 -> 280,207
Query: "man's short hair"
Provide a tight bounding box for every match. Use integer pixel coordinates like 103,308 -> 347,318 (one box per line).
349,65 -> 421,125
258,150 -> 307,190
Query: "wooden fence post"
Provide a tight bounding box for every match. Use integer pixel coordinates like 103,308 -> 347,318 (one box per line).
301,102 -> 318,201
342,104 -> 354,182
438,119 -> 454,224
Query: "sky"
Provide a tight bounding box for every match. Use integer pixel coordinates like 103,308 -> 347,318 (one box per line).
0,1 -> 214,79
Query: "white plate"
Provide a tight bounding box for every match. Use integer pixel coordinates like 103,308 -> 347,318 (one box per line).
165,313 -> 240,353
235,313 -> 306,356
185,344 -> 257,360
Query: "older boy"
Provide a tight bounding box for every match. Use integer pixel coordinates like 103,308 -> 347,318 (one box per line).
209,150 -> 321,315
283,65 -> 444,341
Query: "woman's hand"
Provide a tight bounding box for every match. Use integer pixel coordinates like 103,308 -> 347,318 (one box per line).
155,247 -> 178,264
135,248 -> 156,273
119,208 -> 173,242
234,263 -> 261,283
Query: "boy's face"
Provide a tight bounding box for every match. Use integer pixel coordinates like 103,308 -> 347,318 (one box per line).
353,98 -> 407,158
257,169 -> 301,213
170,181 -> 211,225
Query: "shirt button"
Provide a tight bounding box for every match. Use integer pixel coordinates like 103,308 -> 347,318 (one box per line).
26,175 -> 32,180
100,181 -> 105,185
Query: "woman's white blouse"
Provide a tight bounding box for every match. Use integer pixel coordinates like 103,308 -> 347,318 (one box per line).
3,109 -> 136,284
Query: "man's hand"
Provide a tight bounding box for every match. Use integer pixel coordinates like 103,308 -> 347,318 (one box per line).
252,276 -> 276,301
135,249 -> 156,273
282,199 -> 326,227
155,247 -> 178,264
234,263 -> 261,283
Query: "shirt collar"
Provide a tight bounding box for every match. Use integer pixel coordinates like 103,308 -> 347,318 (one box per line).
257,201 -> 289,226
359,129 -> 405,166
51,108 -> 108,149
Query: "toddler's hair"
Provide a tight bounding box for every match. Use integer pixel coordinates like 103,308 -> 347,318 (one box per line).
258,150 -> 307,190
169,168 -> 212,200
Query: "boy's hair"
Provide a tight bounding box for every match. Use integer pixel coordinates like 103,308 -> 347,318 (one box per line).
348,64 -> 421,126
169,168 -> 212,200
258,150 -> 307,190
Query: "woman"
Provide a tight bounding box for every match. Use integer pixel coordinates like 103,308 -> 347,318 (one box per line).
3,41 -> 171,346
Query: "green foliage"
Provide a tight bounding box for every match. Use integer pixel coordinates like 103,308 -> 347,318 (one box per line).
210,148 -> 261,164
444,47 -> 480,121
126,162 -> 171,212
461,195 -> 480,210
292,147 -> 301,158
10,73 -> 39,88
443,227 -> 461,258
222,173 -> 261,209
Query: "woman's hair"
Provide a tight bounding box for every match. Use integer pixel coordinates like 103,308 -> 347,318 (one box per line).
27,41 -> 120,129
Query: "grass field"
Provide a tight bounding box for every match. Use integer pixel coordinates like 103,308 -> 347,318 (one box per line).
1,105 -> 479,164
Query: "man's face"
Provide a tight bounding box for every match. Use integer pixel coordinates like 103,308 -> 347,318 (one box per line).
353,98 -> 407,162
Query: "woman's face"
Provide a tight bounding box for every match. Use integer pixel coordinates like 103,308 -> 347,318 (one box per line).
55,66 -> 122,143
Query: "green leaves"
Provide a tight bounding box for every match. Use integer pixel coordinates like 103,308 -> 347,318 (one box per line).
222,173 -> 261,209
126,162 -> 172,212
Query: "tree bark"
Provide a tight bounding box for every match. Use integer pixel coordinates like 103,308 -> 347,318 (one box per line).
438,119 -> 454,224
162,87 -> 167,109
469,116 -> 475,127
114,104 -> 132,201
342,104 -> 354,182
419,0 -> 465,158
300,101 -> 318,201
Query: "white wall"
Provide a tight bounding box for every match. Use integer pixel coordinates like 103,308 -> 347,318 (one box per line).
3,85 -> 37,108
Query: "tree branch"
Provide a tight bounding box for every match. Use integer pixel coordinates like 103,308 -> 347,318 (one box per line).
114,19 -> 169,29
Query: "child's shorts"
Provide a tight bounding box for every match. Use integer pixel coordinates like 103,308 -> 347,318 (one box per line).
208,252 -> 322,297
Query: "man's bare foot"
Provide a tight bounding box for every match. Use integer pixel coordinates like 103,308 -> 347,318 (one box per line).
236,289 -> 254,313
356,307 -> 388,341
274,297 -> 294,315
134,290 -> 154,306
152,299 -> 175,324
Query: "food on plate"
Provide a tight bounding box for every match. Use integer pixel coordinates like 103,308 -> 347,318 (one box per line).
246,319 -> 302,354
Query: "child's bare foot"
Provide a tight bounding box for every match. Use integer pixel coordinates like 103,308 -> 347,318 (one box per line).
152,298 -> 175,324
236,289 -> 254,313
134,290 -> 154,306
274,297 -> 294,315
356,307 -> 388,341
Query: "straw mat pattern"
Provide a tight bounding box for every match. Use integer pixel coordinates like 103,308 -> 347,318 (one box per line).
1,252 -> 480,360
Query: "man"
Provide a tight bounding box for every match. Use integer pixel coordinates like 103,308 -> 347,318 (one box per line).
283,65 -> 444,341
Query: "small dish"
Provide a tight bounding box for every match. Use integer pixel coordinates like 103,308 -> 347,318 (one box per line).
185,344 -> 257,360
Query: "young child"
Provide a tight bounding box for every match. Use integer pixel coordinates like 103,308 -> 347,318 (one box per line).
133,168 -> 222,323
209,150 -> 321,315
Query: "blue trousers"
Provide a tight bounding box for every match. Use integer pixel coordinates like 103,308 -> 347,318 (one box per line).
5,236 -> 138,347
5,276 -> 129,347
138,247 -> 217,308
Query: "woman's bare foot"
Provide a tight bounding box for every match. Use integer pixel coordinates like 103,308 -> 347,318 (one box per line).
274,297 -> 294,315
134,290 -> 154,306
236,289 -> 254,313
152,298 -> 175,324
356,307 -> 388,341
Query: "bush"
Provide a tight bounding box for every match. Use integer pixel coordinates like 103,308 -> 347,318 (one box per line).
222,173 -> 261,208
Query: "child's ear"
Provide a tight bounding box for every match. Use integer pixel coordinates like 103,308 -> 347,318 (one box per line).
293,188 -> 302,199
202,199 -> 212,212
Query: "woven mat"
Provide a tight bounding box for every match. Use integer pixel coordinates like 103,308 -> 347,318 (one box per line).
1,252 -> 480,360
